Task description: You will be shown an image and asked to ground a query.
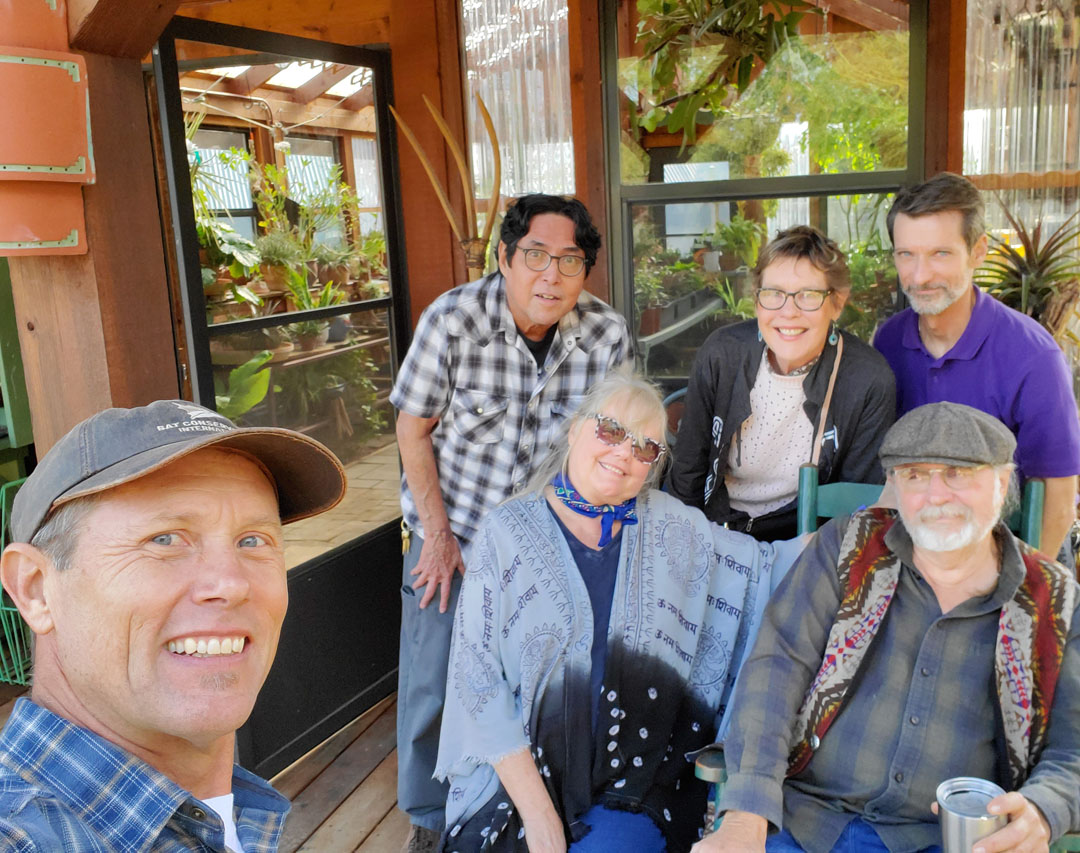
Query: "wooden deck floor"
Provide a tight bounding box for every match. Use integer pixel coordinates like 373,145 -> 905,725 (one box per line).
0,686 -> 408,853
272,694 -> 408,853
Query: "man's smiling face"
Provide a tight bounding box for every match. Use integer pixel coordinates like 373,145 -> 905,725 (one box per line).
499,212 -> 587,341
36,448 -> 287,753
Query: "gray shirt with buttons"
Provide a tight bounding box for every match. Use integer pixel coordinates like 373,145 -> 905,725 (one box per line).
719,516 -> 1080,852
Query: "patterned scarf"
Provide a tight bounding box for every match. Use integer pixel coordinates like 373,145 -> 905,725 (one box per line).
552,472 -> 638,547
786,508 -> 1076,788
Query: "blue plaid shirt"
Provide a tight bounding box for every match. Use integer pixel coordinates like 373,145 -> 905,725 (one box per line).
0,698 -> 289,852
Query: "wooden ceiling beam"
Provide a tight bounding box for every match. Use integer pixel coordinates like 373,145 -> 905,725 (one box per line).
183,81 -> 376,133
68,0 -> 183,58
340,83 -> 374,112
225,64 -> 282,95
291,64 -> 354,103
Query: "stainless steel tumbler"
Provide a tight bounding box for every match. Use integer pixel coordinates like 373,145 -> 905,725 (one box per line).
937,777 -> 1009,852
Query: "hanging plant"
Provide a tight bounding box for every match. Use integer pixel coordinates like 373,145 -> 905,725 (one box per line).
629,0 -> 814,147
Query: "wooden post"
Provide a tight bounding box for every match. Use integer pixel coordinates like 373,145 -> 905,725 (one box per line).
8,53 -> 179,452
924,0 -> 966,175
568,0 -> 612,302
390,0 -> 469,326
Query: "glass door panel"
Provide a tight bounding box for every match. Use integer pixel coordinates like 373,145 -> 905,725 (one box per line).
155,23 -> 405,572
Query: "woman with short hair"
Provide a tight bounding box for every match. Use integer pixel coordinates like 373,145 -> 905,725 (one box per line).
668,225 -> 896,541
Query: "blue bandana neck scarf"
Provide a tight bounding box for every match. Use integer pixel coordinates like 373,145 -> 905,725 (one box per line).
551,473 -> 638,547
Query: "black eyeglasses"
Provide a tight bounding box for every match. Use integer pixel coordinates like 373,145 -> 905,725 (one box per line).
522,248 -> 586,277
593,415 -> 667,465
755,287 -> 833,311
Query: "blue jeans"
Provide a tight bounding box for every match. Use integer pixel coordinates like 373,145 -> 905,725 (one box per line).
569,805 -> 666,852
766,818 -> 942,853
396,530 -> 463,832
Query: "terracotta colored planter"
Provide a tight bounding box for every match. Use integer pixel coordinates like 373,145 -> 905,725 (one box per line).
638,306 -> 661,336
259,263 -> 290,293
295,327 -> 330,351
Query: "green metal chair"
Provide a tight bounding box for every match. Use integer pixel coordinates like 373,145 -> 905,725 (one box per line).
795,464 -> 1046,550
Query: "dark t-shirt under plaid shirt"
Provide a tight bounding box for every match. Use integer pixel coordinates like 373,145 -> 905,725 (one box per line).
391,272 -> 633,545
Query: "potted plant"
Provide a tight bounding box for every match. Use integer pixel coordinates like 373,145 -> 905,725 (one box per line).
249,160 -> 292,235
634,267 -> 670,335
976,201 -> 1080,339
297,165 -> 352,248
713,276 -> 756,320
275,363 -> 352,427
256,230 -> 304,293
714,214 -> 766,270
312,242 -> 352,288
283,267 -> 346,350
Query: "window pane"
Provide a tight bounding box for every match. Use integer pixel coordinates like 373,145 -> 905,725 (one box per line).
175,42 -> 391,330
350,137 -> 383,234
964,3 -> 1079,176
463,0 -> 575,196
192,127 -> 253,210
210,309 -> 396,569
618,7 -> 909,184
633,192 -> 897,386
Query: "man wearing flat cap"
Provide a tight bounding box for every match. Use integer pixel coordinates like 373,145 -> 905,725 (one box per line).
0,400 -> 347,851
693,402 -> 1080,853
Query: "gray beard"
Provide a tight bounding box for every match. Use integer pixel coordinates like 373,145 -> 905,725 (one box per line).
905,285 -> 964,316
900,481 -> 1004,552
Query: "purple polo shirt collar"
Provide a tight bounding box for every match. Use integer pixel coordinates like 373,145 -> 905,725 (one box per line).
899,284 -> 990,363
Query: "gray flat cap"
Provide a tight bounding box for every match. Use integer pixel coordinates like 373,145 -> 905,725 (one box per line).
11,400 -> 348,544
879,402 -> 1016,470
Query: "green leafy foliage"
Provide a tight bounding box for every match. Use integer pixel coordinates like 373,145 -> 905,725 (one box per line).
296,164 -> 353,250
249,161 -> 292,235
284,267 -> 346,340
976,202 -> 1080,325
214,350 -> 274,421
274,349 -> 386,437
255,230 -> 304,267
629,0 -> 812,147
713,275 -> 756,318
839,235 -> 897,342
200,220 -> 260,276
711,213 -> 765,267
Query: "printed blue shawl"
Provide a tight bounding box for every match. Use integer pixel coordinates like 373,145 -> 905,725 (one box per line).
435,489 -> 801,852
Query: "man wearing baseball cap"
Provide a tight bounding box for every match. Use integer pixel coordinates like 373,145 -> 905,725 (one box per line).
694,402 -> 1080,853
0,400 -> 346,851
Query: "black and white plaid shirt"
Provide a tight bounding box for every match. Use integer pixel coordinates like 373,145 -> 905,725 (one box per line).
391,273 -> 633,545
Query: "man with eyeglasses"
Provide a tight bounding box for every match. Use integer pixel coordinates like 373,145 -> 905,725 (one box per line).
874,172 -> 1080,560
390,194 -> 632,851
691,401 -> 1080,853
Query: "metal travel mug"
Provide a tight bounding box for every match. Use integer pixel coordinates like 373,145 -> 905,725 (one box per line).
937,777 -> 1009,852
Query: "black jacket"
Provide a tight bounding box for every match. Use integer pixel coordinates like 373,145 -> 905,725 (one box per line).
666,319 -> 896,540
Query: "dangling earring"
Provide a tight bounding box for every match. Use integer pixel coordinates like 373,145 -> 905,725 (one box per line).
756,327 -> 763,342
828,324 -> 838,346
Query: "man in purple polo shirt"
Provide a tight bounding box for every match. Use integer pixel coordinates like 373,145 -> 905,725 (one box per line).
874,172 -> 1080,557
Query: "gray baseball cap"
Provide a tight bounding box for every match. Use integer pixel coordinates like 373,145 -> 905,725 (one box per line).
11,400 -> 348,544
878,401 -> 1017,471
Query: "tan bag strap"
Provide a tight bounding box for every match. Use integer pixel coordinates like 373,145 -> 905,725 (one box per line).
810,332 -> 843,467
